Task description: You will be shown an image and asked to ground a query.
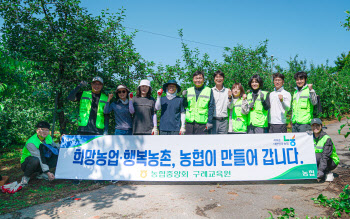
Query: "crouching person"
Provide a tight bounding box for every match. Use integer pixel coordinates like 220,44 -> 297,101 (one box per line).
20,121 -> 61,186
311,118 -> 339,181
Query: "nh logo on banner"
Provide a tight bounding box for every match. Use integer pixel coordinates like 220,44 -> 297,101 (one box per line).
284,135 -> 296,146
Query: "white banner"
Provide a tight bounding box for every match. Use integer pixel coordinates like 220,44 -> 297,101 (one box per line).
55,133 -> 317,181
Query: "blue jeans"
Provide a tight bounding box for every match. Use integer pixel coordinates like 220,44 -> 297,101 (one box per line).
114,129 -> 132,135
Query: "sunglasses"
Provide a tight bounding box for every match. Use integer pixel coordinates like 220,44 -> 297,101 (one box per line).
117,90 -> 126,94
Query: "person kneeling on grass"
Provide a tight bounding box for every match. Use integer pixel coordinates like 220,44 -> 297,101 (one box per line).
1,121 -> 61,193
311,118 -> 339,182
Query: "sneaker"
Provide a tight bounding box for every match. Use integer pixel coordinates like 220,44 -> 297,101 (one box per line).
325,172 -> 334,182
21,176 -> 30,186
36,173 -> 49,180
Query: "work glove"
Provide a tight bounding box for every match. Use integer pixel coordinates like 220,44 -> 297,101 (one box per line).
182,90 -> 187,98
1,181 -> 17,193
8,183 -> 23,194
79,81 -> 88,87
249,102 -> 255,110
317,170 -> 324,179
179,126 -> 186,135
306,130 -> 313,135
151,127 -> 159,135
205,123 -> 213,131
129,92 -> 134,100
1,181 -> 23,194
157,88 -> 163,96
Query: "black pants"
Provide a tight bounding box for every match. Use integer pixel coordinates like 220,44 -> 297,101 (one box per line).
247,125 -> 266,134
186,122 -> 208,135
21,156 -> 57,177
292,123 -> 311,132
269,124 -> 287,133
160,131 -> 179,135
316,153 -> 337,172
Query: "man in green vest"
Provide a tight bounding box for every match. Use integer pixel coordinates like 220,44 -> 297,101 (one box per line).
292,71 -> 318,132
311,118 -> 339,182
67,76 -> 109,135
20,122 -> 60,187
182,71 -> 215,135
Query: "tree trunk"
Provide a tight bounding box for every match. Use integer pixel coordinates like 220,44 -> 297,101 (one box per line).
57,90 -> 66,134
57,61 -> 66,135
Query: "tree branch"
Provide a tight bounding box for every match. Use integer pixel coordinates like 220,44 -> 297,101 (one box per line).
40,0 -> 55,32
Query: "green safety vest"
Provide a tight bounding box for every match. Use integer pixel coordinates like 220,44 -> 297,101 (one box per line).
247,91 -> 269,128
292,86 -> 313,124
231,98 -> 248,133
314,135 -> 340,165
79,91 -> 108,129
21,134 -> 53,164
185,86 -> 211,124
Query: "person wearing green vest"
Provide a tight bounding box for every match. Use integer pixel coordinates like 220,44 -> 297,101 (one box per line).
67,76 -> 109,135
228,83 -> 249,134
311,118 -> 339,181
183,70 -> 215,135
292,71 -> 318,132
20,122 -> 61,187
247,74 -> 270,134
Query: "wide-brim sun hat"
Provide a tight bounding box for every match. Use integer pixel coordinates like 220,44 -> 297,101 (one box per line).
162,79 -> 181,93
138,79 -> 152,91
116,85 -> 130,92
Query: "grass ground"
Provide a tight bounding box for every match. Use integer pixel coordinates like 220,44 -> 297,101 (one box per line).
0,147 -> 119,215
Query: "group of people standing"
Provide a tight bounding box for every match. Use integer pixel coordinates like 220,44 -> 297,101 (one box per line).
62,70 -> 338,182
67,70 -> 317,136
1,70 -> 340,192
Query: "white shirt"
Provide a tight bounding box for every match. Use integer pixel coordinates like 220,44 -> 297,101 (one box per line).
212,86 -> 230,117
269,87 -> 291,124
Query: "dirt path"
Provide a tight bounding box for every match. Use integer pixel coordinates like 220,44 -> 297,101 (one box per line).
1,120 -> 349,219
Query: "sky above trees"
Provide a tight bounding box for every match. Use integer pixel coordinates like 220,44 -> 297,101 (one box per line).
77,0 -> 350,68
